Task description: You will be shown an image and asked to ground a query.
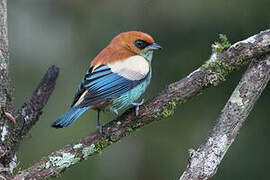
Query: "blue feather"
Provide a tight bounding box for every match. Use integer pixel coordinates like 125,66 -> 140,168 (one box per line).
78,65 -> 148,107
51,106 -> 89,128
109,71 -> 152,112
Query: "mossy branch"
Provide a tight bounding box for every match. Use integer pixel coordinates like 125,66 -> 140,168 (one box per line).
13,29 -> 270,180
180,54 -> 270,180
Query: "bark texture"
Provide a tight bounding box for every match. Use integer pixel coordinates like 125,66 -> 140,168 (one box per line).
0,65 -> 59,179
0,0 -> 16,178
13,30 -> 270,180
0,2 -> 60,178
180,54 -> 270,180
14,66 -> 59,145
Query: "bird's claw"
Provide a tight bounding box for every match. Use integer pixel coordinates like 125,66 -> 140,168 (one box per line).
132,99 -> 144,116
97,125 -> 103,134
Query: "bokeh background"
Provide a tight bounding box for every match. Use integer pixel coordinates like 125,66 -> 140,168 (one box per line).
8,0 -> 270,179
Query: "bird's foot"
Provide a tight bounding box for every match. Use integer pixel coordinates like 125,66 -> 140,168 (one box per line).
111,108 -> 119,115
132,99 -> 144,116
97,125 -> 103,134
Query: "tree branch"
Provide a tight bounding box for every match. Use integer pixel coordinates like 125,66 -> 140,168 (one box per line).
0,0 -> 60,177
0,65 -> 59,178
16,65 -> 59,135
0,1 -> 58,179
0,0 -> 17,177
11,65 -> 59,151
179,54 -> 270,180
0,0 -> 9,109
13,30 -> 270,180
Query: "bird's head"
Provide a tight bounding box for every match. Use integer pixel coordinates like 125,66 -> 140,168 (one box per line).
110,31 -> 162,60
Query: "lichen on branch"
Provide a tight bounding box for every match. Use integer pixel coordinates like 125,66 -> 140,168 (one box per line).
180,54 -> 270,180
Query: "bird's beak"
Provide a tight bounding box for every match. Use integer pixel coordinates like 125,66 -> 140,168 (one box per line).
146,43 -> 162,50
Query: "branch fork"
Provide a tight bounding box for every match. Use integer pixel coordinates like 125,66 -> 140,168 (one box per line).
0,4 -> 269,178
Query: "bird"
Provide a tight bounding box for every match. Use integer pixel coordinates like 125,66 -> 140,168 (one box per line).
51,31 -> 162,133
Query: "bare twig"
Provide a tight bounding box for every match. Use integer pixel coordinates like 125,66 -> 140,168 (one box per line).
0,65 -> 59,177
16,65 -> 59,136
10,65 -> 59,148
13,30 -> 270,180
179,54 -> 270,180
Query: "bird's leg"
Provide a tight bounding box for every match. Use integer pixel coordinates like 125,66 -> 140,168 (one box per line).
110,107 -> 119,115
97,110 -> 102,134
132,99 -> 144,116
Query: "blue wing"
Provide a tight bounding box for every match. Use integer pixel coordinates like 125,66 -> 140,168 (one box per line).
71,65 -> 148,108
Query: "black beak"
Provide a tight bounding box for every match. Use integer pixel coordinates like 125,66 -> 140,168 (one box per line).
147,43 -> 162,50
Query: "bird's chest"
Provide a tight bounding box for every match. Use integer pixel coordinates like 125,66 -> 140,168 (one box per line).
108,70 -> 152,112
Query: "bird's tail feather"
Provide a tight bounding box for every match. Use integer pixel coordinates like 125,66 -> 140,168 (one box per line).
51,106 -> 90,128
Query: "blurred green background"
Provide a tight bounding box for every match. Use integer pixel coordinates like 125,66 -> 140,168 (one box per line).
8,0 -> 270,179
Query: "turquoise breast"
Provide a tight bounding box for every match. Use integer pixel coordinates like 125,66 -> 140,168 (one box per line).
107,51 -> 153,114
108,71 -> 151,113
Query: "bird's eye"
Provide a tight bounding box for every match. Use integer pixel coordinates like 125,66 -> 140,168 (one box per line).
134,40 -> 150,50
